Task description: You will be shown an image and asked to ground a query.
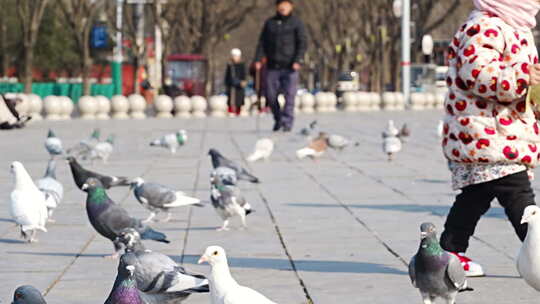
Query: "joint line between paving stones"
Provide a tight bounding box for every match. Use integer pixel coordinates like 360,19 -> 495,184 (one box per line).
335,158 -> 515,261
228,134 -> 315,304
180,120 -> 209,265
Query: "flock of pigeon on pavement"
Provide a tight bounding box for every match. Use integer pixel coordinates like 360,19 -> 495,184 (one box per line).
7,120 -> 540,304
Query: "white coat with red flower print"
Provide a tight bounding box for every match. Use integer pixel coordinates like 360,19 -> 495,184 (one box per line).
443,10 -> 540,167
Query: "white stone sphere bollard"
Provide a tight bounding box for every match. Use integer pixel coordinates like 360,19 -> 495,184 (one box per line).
326,92 -> 338,112
209,95 -> 227,118
370,92 -> 381,111
59,96 -> 74,120
111,95 -> 130,119
44,96 -> 62,120
394,92 -> 405,110
191,95 -> 207,118
95,96 -> 111,120
315,92 -> 328,112
425,93 -> 436,109
356,92 -> 371,111
343,91 -> 358,112
15,94 -> 30,117
174,96 -> 192,118
128,94 -> 147,119
154,95 -> 173,118
435,91 -> 446,109
382,92 -> 396,110
411,92 -> 427,111
28,94 -> 43,120
300,93 -> 315,114
78,96 -> 98,119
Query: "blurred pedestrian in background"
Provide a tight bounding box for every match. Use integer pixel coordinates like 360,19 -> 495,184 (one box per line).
254,0 -> 307,132
225,48 -> 247,116
440,0 -> 540,277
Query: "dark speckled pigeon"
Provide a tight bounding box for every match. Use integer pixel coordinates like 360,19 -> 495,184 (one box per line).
409,222 -> 472,304
208,149 -> 259,183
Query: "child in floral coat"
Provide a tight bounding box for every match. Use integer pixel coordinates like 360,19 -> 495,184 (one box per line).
441,0 -> 540,277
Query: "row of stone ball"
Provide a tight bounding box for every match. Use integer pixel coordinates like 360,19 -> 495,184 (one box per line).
11,90 -> 447,121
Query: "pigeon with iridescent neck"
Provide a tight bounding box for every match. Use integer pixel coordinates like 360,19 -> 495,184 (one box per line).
82,178 -> 170,258
44,129 -> 64,159
67,156 -> 130,190
210,170 -> 252,231
409,222 -> 471,304
105,264 -> 144,304
149,130 -> 188,154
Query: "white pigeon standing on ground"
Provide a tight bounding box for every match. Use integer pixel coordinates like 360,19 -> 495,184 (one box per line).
327,134 -> 350,151
247,138 -> 274,162
130,177 -> 203,223
437,120 -> 444,138
44,129 -> 64,159
198,246 -> 278,304
517,205 -> 540,291
9,161 -> 48,243
149,130 -> 188,154
382,120 -> 402,161
86,134 -> 115,164
36,159 -> 63,221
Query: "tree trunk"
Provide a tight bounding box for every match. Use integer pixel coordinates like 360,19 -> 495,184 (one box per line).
23,45 -> 33,93
133,55 -> 140,94
82,30 -> 93,96
0,19 -> 7,76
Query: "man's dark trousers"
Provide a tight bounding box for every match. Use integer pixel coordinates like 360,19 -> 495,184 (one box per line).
265,68 -> 298,129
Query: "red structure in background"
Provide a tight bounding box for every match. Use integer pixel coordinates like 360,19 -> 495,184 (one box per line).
167,54 -> 208,97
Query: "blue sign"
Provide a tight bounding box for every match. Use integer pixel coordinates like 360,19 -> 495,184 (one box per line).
91,25 -> 108,49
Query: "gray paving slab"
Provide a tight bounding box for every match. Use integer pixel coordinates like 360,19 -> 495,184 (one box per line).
1,110 -> 540,303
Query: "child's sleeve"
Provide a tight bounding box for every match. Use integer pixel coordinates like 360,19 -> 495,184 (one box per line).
456,22 -> 530,103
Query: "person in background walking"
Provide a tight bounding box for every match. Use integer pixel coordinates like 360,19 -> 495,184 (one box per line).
254,0 -> 307,132
225,48 -> 247,116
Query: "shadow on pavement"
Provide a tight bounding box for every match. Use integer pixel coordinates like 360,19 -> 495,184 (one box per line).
180,254 -> 406,275
7,251 -> 106,258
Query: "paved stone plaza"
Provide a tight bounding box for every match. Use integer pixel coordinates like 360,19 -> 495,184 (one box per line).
1,110 -> 539,303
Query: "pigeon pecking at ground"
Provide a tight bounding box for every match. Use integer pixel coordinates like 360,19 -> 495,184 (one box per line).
296,132 -> 328,159
409,222 -> 472,304
382,120 -> 402,162
398,123 -> 411,142
12,285 -> 47,304
298,120 -> 317,137
44,129 -> 64,159
198,246 -> 278,304
82,178 -> 170,258
36,159 -> 63,221
327,134 -> 350,152
210,170 -> 253,231
67,128 -> 101,157
117,228 -> 209,297
130,177 -> 203,223
149,130 -> 188,154
208,148 -> 259,183
67,156 -> 130,190
517,205 -> 540,291
246,138 -> 274,162
9,161 -> 49,243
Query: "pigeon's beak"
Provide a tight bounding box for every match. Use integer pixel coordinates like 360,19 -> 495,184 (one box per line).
198,255 -> 208,264
82,183 -> 89,190
420,231 -> 428,239
521,216 -> 530,225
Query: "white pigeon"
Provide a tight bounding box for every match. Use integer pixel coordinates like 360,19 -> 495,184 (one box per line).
382,120 -> 400,138
517,205 -> 540,291
86,134 -> 115,164
246,138 -> 274,162
9,161 -> 48,242
198,246 -> 278,304
437,120 -> 445,138
382,120 -> 402,161
44,129 -> 64,159
150,130 -> 188,154
36,159 -> 63,221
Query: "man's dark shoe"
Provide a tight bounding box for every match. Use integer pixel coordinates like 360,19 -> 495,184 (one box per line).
282,126 -> 292,132
273,122 -> 282,132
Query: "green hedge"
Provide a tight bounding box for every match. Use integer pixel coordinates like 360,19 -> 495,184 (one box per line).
0,83 -> 116,103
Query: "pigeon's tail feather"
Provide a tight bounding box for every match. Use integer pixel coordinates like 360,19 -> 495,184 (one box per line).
240,171 -> 259,183
149,139 -> 161,147
183,284 -> 210,293
459,286 -> 474,293
244,202 -> 254,216
246,151 -> 264,162
296,147 -> 315,159
164,193 -> 202,208
111,176 -> 131,187
140,227 -> 170,243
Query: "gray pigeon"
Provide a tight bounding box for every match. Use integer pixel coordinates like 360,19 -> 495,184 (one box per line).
327,134 -> 350,151
149,130 -> 188,154
117,228 -> 209,296
44,129 -> 64,159
299,120 -> 317,137
130,177 -> 203,223
107,253 -> 205,304
67,128 -> 101,157
212,166 -> 238,186
210,171 -> 253,231
208,149 -> 259,183
409,222 -> 472,304
12,285 -> 47,304
36,159 -> 64,221
82,178 -> 170,258
85,134 -> 115,164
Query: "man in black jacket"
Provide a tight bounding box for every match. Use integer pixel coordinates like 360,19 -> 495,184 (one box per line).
254,0 -> 307,132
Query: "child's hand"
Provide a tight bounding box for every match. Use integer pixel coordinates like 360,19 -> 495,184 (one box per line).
530,64 -> 540,86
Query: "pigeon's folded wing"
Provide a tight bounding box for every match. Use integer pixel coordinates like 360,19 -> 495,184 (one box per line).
408,256 -> 416,287
224,286 -> 276,304
446,253 -> 466,289
137,183 -> 177,208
